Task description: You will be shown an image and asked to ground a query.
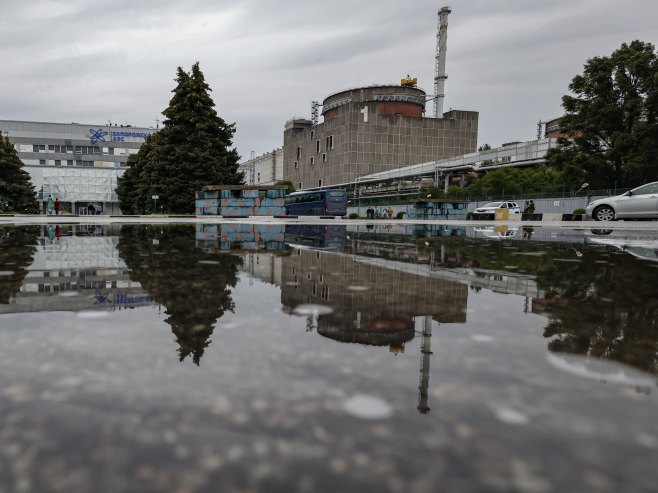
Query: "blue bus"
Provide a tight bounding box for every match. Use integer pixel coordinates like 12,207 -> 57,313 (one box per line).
285,189 -> 348,216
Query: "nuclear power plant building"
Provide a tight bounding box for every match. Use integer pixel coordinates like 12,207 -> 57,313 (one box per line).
283,85 -> 478,190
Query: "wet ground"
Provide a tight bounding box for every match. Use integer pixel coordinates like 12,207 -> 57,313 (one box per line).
0,222 -> 656,492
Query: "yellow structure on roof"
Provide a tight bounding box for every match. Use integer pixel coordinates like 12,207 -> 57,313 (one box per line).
401,76 -> 417,87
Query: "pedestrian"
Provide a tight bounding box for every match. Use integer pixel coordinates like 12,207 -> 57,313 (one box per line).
387,206 -> 393,219
46,195 -> 54,215
528,200 -> 536,214
523,201 -> 530,214
88,203 -> 95,215
54,197 -> 60,215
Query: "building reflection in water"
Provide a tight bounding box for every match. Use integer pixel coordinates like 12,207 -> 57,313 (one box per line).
239,224 -> 472,414
0,224 -> 151,314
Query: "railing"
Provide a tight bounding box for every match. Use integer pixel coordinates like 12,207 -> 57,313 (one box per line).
348,186 -> 627,207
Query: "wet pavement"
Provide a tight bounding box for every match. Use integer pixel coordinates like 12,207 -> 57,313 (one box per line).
0,222 -> 656,492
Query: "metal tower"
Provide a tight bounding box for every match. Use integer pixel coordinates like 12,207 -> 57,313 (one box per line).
434,6 -> 451,118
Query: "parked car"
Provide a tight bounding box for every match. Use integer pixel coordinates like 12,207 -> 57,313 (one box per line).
474,201 -> 521,214
586,181 -> 658,221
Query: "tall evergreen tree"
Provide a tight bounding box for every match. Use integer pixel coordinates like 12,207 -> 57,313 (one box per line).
0,136 -> 39,213
118,63 -> 243,214
547,40 -> 658,189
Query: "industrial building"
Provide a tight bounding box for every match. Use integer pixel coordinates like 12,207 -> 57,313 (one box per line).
238,148 -> 283,186
283,85 -> 478,190
0,120 -> 155,215
274,6 -> 478,191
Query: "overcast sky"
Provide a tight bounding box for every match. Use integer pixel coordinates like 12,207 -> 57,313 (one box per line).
1,0 -> 656,160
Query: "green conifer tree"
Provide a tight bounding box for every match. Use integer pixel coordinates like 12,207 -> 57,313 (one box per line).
0,136 -> 39,213
118,63 -> 243,214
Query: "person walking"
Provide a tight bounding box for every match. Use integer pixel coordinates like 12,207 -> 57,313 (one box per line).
46,195 -> 54,216
387,206 -> 393,219
54,197 -> 60,215
528,200 -> 536,214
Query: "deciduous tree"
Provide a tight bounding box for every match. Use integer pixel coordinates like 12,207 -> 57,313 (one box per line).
547,40 -> 658,189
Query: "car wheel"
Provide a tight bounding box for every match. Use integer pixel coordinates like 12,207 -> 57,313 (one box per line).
593,205 -> 615,221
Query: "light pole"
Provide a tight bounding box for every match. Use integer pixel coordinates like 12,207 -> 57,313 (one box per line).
575,182 -> 590,205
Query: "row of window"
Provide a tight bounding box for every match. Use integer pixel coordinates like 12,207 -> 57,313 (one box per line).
29,159 -> 126,168
296,135 -> 336,159
22,144 -> 136,156
293,152 -> 329,170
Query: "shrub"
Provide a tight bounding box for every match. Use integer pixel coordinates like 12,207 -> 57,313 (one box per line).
348,213 -> 359,219
396,211 -> 405,219
573,208 -> 586,215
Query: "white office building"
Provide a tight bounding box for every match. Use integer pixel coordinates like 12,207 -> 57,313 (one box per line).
0,120 -> 156,215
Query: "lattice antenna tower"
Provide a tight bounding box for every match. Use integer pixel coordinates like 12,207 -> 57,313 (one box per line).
311,101 -> 320,126
434,6 -> 452,118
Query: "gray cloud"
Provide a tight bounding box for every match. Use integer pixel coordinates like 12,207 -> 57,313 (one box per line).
1,0 -> 657,158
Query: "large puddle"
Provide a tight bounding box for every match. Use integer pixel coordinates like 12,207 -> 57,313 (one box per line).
0,223 -> 656,492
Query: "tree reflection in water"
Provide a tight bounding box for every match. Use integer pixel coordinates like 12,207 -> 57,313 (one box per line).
0,226 -> 39,304
117,225 -> 242,365
535,253 -> 658,376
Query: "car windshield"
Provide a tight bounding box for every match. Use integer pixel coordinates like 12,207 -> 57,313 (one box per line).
483,202 -> 502,208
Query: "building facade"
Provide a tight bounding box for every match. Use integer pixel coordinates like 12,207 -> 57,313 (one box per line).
283,85 -> 478,190
0,120 -> 155,215
238,148 -> 283,186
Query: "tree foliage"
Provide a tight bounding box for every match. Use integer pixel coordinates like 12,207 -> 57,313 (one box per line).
547,40 -> 658,189
117,63 -> 243,214
274,180 -> 296,195
0,136 -> 39,213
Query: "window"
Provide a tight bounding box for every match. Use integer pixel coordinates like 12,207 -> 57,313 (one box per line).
48,145 -> 55,152
327,135 -> 334,149
33,145 -> 39,153
316,140 -> 320,153
322,153 -> 327,162
67,160 -> 73,166
55,160 -> 61,166
296,146 -> 301,159
299,182 -> 302,190
310,156 -> 314,165
257,172 -> 261,182
294,160 -> 298,169
39,159 -> 46,165
318,179 -> 323,187
108,148 -> 114,155
311,130 -> 314,139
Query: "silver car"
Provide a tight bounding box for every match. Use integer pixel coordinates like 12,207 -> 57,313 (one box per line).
586,182 -> 658,221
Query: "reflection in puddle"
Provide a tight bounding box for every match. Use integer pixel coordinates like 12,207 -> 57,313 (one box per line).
0,223 -> 655,491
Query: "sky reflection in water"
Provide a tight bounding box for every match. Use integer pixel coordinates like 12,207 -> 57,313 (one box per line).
0,223 -> 656,492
